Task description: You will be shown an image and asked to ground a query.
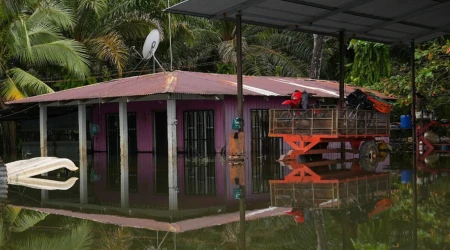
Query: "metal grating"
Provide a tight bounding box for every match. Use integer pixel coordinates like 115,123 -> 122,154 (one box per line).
184,110 -> 216,195
251,109 -> 285,193
269,108 -> 389,136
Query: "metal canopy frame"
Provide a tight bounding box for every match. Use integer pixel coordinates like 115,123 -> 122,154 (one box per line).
167,1 -> 450,249
167,0 -> 450,44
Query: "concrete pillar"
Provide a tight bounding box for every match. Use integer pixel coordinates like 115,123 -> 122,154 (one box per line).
167,99 -> 178,210
119,101 -> 129,208
39,104 -> 48,201
78,104 -> 88,204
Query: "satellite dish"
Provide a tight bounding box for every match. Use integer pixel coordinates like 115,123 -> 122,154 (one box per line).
142,29 -> 160,59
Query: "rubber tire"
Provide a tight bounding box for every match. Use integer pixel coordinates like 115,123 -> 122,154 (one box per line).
359,140 -> 379,171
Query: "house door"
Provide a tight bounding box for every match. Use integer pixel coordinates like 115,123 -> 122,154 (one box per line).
154,111 -> 168,194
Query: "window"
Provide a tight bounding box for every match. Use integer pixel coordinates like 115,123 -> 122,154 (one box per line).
251,110 -> 285,193
106,113 -> 138,192
184,110 -> 216,195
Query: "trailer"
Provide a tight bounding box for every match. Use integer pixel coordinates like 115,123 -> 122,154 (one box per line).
268,108 -> 391,210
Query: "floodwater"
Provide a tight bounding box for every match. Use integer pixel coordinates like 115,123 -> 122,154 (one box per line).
2,149 -> 450,250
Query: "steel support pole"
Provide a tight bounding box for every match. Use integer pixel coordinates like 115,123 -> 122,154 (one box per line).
339,30 -> 345,106
167,99 -> 178,210
39,104 -> 48,202
236,11 -> 246,250
119,101 -> 129,208
410,40 -> 418,250
339,30 -> 346,162
78,104 -> 88,204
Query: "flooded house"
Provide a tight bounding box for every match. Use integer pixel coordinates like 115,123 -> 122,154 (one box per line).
6,71 -> 393,214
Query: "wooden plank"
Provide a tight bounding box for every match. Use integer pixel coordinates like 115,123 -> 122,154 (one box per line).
227,132 -> 245,185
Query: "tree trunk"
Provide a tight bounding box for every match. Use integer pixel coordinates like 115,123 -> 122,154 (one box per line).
0,99 -> 16,161
8,121 -> 17,161
311,209 -> 328,250
309,34 -> 325,79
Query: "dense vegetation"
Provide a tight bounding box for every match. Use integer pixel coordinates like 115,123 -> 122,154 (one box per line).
0,2 -> 450,248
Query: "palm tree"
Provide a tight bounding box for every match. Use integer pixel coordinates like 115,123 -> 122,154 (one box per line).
0,206 -> 48,247
0,206 -> 94,249
0,0 -> 90,100
166,18 -> 333,77
63,0 -> 161,77
0,0 -> 90,160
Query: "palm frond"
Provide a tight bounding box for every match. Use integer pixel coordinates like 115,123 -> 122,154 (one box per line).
78,0 -> 108,18
245,45 -> 304,77
0,76 -> 26,101
5,17 -> 32,56
27,1 -> 75,31
87,33 -> 128,76
20,221 -> 93,250
17,40 -> 90,78
1,0 -> 28,16
107,11 -> 161,40
99,227 -> 133,250
9,209 -> 48,233
27,25 -> 63,45
5,68 -> 54,98
3,206 -> 21,224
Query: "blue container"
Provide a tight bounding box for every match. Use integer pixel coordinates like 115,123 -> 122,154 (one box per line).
443,145 -> 450,150
401,170 -> 413,184
400,115 -> 412,129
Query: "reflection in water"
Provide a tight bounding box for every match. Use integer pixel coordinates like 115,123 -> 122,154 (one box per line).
2,172 -> 450,249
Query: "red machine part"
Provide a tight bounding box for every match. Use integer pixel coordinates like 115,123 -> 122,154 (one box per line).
368,198 -> 393,219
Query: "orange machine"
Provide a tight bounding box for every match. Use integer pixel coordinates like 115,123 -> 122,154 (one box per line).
366,92 -> 393,114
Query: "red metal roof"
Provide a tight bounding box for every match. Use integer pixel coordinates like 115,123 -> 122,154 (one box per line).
7,71 -> 394,104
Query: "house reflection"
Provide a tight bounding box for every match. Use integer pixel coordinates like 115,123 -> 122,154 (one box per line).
90,153 -> 226,209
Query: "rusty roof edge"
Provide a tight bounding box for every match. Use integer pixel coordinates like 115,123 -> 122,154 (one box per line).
162,72 -> 178,93
17,205 -> 290,233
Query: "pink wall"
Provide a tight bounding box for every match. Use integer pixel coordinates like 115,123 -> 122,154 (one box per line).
90,96 -> 365,205
90,99 -> 230,205
92,101 -> 163,152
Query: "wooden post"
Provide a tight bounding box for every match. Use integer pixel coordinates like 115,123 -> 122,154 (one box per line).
78,104 -> 88,204
119,101 -> 129,208
39,104 -> 48,201
167,99 -> 178,210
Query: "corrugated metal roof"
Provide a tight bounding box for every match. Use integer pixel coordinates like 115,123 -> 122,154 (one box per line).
7,71 -> 394,105
18,205 -> 291,232
166,0 -> 450,44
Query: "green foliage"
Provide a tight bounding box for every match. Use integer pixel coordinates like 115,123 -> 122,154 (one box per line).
366,39 -> 450,117
55,76 -> 97,90
347,40 -> 391,86
0,0 -> 90,100
353,179 -> 450,249
352,241 -> 390,250
19,221 -> 93,250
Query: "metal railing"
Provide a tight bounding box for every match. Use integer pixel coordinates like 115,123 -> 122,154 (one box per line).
269,108 -> 390,136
